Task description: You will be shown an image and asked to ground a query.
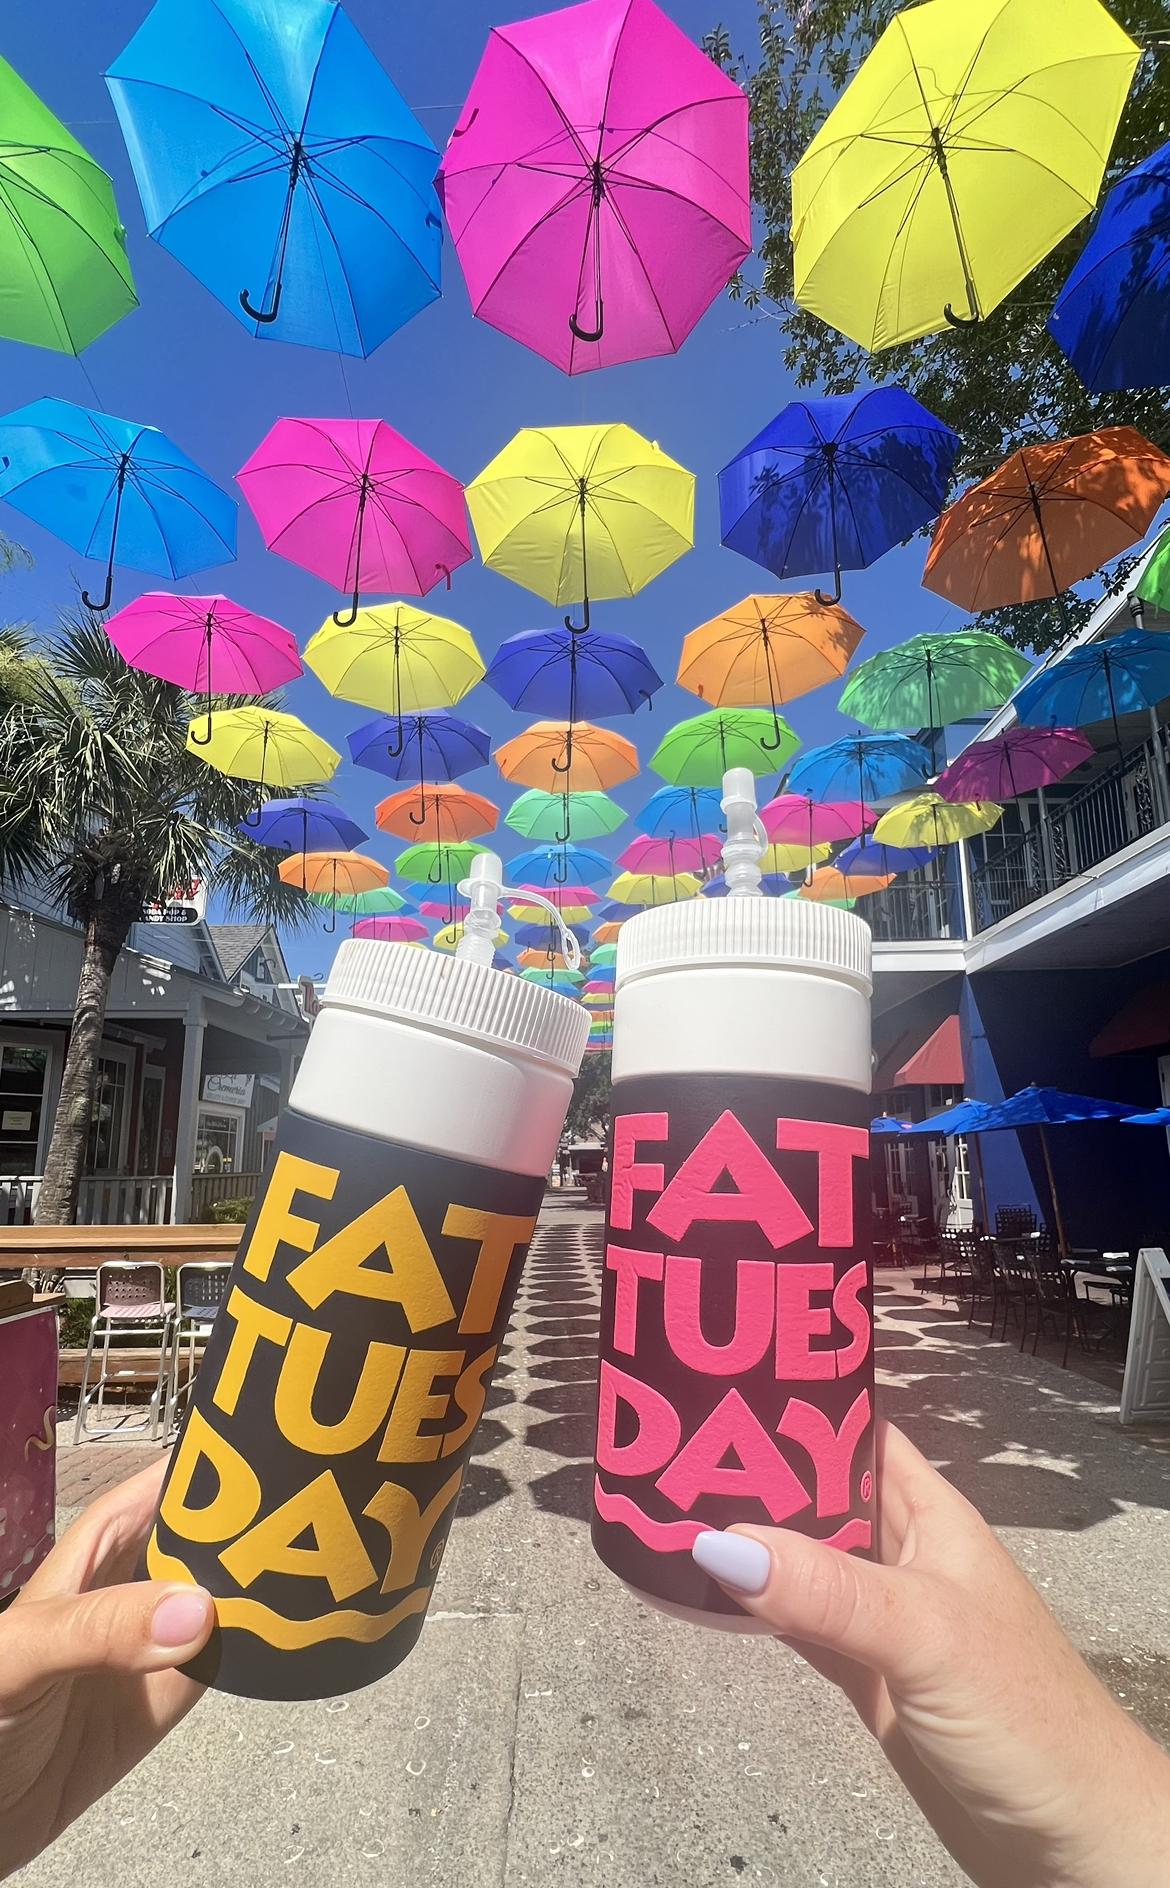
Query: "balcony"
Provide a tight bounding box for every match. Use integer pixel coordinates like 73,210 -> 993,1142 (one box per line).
864,873 -> 965,942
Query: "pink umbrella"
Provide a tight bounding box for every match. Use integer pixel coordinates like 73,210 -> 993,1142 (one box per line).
105,592 -> 302,746
937,727 -> 1096,803
516,881 -> 599,908
437,0 -> 750,375
353,915 -> 428,943
617,832 -> 721,875
237,418 -> 472,626
760,794 -> 875,847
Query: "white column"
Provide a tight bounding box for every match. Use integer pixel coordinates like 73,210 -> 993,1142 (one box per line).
957,838 -> 975,941
277,1042 -> 298,1116
172,998 -> 204,1223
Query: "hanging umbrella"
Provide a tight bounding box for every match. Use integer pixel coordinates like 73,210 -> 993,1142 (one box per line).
839,630 -> 1030,732
590,942 -> 618,965
873,793 -> 1002,851
279,850 -> 388,933
584,964 -> 616,983
593,921 -> 624,945
678,592 -> 864,742
188,707 -> 339,823
515,881 -> 599,910
651,708 -> 797,786
0,52 -> 137,353
836,837 -> 936,877
923,429 -> 1170,615
702,872 -> 792,898
760,793 -> 873,847
510,902 -> 594,926
505,788 -> 626,845
608,870 -> 700,906
353,914 -> 427,943
486,626 -> 662,726
437,0 -> 749,374
304,603 -> 484,733
0,398 -> 236,611
520,967 -> 584,988
323,885 -> 412,917
517,947 -> 576,972
719,390 -> 960,602
594,898 -> 640,921
348,710 -> 491,784
800,866 -> 890,903
508,844 -> 612,888
788,734 -> 932,806
514,922 -> 590,952
936,727 -> 1095,803
105,592 -> 301,744
435,921 -> 507,952
467,423 -> 693,631
1138,525 -> 1170,617
1049,138 -> 1170,395
637,784 -> 725,842
761,840 -> 832,873
617,833 -> 722,876
421,897 -> 470,921
106,0 -> 442,356
396,841 -> 489,888
790,0 -> 1140,351
495,721 -> 638,794
244,796 -> 367,858
375,783 -> 498,844
1013,629 -> 1170,749
965,1084 -> 1137,1255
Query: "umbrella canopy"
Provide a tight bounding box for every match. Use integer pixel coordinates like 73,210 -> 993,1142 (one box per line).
326,885 -> 411,916
702,872 -> 796,898
105,592 -> 302,742
762,840 -> 833,873
637,784 -> 724,840
515,881 -> 598,907
486,626 -> 662,720
0,52 -> 137,353
437,0 -> 749,374
799,867 -> 887,904
977,1085 -> 1136,1129
467,423 -> 694,626
839,630 -> 1030,732
237,417 -> 471,619
505,789 -> 626,844
617,833 -> 722,875
187,707 -> 339,793
923,429 -> 1170,613
0,397 -> 236,612
837,837 -> 936,877
510,902 -> 593,925
305,602 -> 483,720
520,967 -> 584,988
902,1099 -> 998,1137
508,844 -> 612,887
1049,137 -> 1170,395
787,733 -> 931,805
760,793 -> 873,846
514,922 -> 590,951
650,707 -> 797,785
353,914 -> 427,943
517,946 -> 576,971
348,710 -> 491,782
718,389 -> 960,601
434,922 -> 507,952
590,943 -> 618,965
245,796 -> 366,855
1013,630 -> 1170,745
106,0 -> 441,355
790,0 -> 1140,350
375,783 -> 498,843
395,841 -> 488,887
937,727 -> 1095,803
421,898 -> 470,921
678,592 -> 864,743
495,720 -> 639,793
608,870 -> 700,906
1120,1107 -> 1170,1126
593,921 -> 624,944
1138,525 -> 1170,615
279,851 -> 387,896
874,793 -> 1002,850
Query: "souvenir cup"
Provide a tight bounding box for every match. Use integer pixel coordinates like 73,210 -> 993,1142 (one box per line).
591,771 -> 875,1627
149,858 -> 589,1698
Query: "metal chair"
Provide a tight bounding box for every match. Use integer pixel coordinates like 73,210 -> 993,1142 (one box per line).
991,1240 -> 1038,1347
995,1205 -> 1037,1240
165,1261 -> 232,1437
966,1241 -> 999,1330
73,1261 -> 176,1443
1026,1253 -> 1079,1367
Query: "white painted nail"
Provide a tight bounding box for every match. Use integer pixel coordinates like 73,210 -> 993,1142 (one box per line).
691,1531 -> 771,1595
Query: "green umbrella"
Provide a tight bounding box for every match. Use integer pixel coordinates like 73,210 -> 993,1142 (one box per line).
1137,525 -> 1170,616
309,885 -> 409,915
520,966 -> 583,987
589,943 -> 618,966
505,788 -> 626,844
650,708 -> 798,786
838,631 -> 1030,732
0,54 -> 137,353
396,841 -> 487,886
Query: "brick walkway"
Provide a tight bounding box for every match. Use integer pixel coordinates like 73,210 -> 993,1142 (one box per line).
54,1420 -> 169,1520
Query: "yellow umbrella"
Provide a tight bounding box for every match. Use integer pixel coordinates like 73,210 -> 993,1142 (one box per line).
608,870 -> 700,907
495,720 -> 639,794
467,423 -> 694,628
187,707 -> 340,802
434,922 -> 507,952
791,0 -> 1140,351
763,840 -> 832,874
874,793 -> 1002,850
509,902 -> 593,925
303,602 -> 484,715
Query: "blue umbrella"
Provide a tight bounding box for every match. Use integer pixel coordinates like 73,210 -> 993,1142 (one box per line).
701,872 -> 791,897
870,1115 -> 908,1135
1121,1107 -> 1170,1125
509,843 -> 612,887
348,709 -> 490,782
485,627 -> 663,719
837,837 -> 936,877
976,1086 -> 1136,1130
902,1099 -> 997,1136
514,921 -> 590,950
718,388 -> 960,603
244,795 -> 367,857
1049,139 -> 1170,394
0,397 -> 236,611
596,898 -> 640,921
1014,630 -> 1170,748
106,0 -> 441,357
637,785 -> 724,843
788,734 -> 932,806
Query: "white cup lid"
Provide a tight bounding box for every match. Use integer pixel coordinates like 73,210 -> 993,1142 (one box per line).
616,896 -> 872,992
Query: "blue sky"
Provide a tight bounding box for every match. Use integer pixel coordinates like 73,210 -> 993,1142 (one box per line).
0,0 -> 970,979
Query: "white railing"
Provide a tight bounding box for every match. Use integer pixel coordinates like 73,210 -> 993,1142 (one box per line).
0,1173 -> 175,1227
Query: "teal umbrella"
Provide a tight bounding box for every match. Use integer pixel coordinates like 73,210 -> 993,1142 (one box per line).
839,631 -> 1030,732
505,789 -> 626,844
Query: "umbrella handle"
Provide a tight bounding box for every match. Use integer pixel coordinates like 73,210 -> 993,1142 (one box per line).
189,713 -> 214,748
323,903 -> 336,935
814,578 -> 843,607
569,306 -> 604,344
563,596 -> 590,635
761,715 -> 787,753
451,107 -> 479,138
943,303 -> 980,329
436,563 -> 452,591
385,719 -> 406,760
332,592 -> 360,628
81,570 -> 114,613
240,281 -> 284,325
552,724 -> 574,774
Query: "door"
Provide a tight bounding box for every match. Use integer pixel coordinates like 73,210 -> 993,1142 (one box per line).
0,1039 -> 50,1177
137,1065 -> 165,1174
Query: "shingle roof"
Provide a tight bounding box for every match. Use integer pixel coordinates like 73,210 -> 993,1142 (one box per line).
206,923 -> 270,984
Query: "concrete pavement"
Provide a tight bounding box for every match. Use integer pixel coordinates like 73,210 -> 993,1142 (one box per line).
18,1199 -> 1170,1888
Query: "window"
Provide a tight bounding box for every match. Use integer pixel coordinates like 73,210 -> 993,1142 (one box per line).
0,1042 -> 49,1177
195,1107 -> 242,1174
85,1052 -> 132,1172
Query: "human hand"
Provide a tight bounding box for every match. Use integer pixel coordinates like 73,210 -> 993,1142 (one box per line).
0,1457 -> 213,1881
692,1420 -> 1170,1888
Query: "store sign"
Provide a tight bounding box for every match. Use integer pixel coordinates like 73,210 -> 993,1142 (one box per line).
298,975 -> 320,1019
143,875 -> 209,926
202,1072 -> 255,1108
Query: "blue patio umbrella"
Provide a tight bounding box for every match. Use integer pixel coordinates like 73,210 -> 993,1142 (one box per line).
509,843 -> 612,887
962,1085 -> 1137,1254
788,734 -> 932,807
106,0 -> 441,356
637,785 -> 724,842
902,1099 -> 998,1136
1049,139 -> 1170,394
718,388 -> 960,603
870,1115 -> 908,1135
485,626 -> 663,720
837,837 -> 936,877
244,795 -> 367,857
0,397 -> 236,611
1014,629 -> 1170,749
348,709 -> 490,782
1121,1107 -> 1170,1125
513,922 -> 590,951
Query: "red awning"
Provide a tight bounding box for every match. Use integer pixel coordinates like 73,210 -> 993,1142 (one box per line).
1090,980 -> 1170,1058
894,1014 -> 964,1088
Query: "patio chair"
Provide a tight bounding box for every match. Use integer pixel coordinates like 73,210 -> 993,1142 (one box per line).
966,1240 -> 999,1331
73,1261 -> 176,1444
165,1261 -> 232,1437
991,1240 -> 1038,1347
995,1205 -> 1037,1240
936,1230 -> 972,1299
1026,1252 -> 1079,1367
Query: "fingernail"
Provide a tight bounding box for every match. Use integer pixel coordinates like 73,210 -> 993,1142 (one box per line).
151,1587 -> 213,1648
692,1531 -> 772,1596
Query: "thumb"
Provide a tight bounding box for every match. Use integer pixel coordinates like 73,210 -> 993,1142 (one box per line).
2,1582 -> 214,1708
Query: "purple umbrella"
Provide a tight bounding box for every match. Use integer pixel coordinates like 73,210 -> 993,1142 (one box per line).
937,727 -> 1095,803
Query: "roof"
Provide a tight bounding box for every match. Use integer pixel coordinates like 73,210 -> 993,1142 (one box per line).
206,923 -> 274,984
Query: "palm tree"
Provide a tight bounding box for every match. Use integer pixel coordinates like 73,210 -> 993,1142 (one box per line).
0,614 -> 317,1223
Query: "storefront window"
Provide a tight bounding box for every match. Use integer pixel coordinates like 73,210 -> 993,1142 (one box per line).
195,1107 -> 241,1174
85,1054 -> 130,1173
0,1043 -> 48,1177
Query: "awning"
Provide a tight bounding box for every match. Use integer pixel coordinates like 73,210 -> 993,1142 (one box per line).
1090,980 -> 1170,1058
894,1014 -> 964,1088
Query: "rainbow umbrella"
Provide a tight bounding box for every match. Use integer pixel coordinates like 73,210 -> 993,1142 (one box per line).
105,592 -> 301,743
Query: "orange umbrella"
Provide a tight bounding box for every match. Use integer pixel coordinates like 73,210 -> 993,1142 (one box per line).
799,865 -> 893,903
678,593 -> 864,739
495,720 -> 638,793
279,850 -> 389,933
593,920 -> 624,944
517,947 -> 575,971
375,781 -> 498,843
923,427 -> 1170,613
